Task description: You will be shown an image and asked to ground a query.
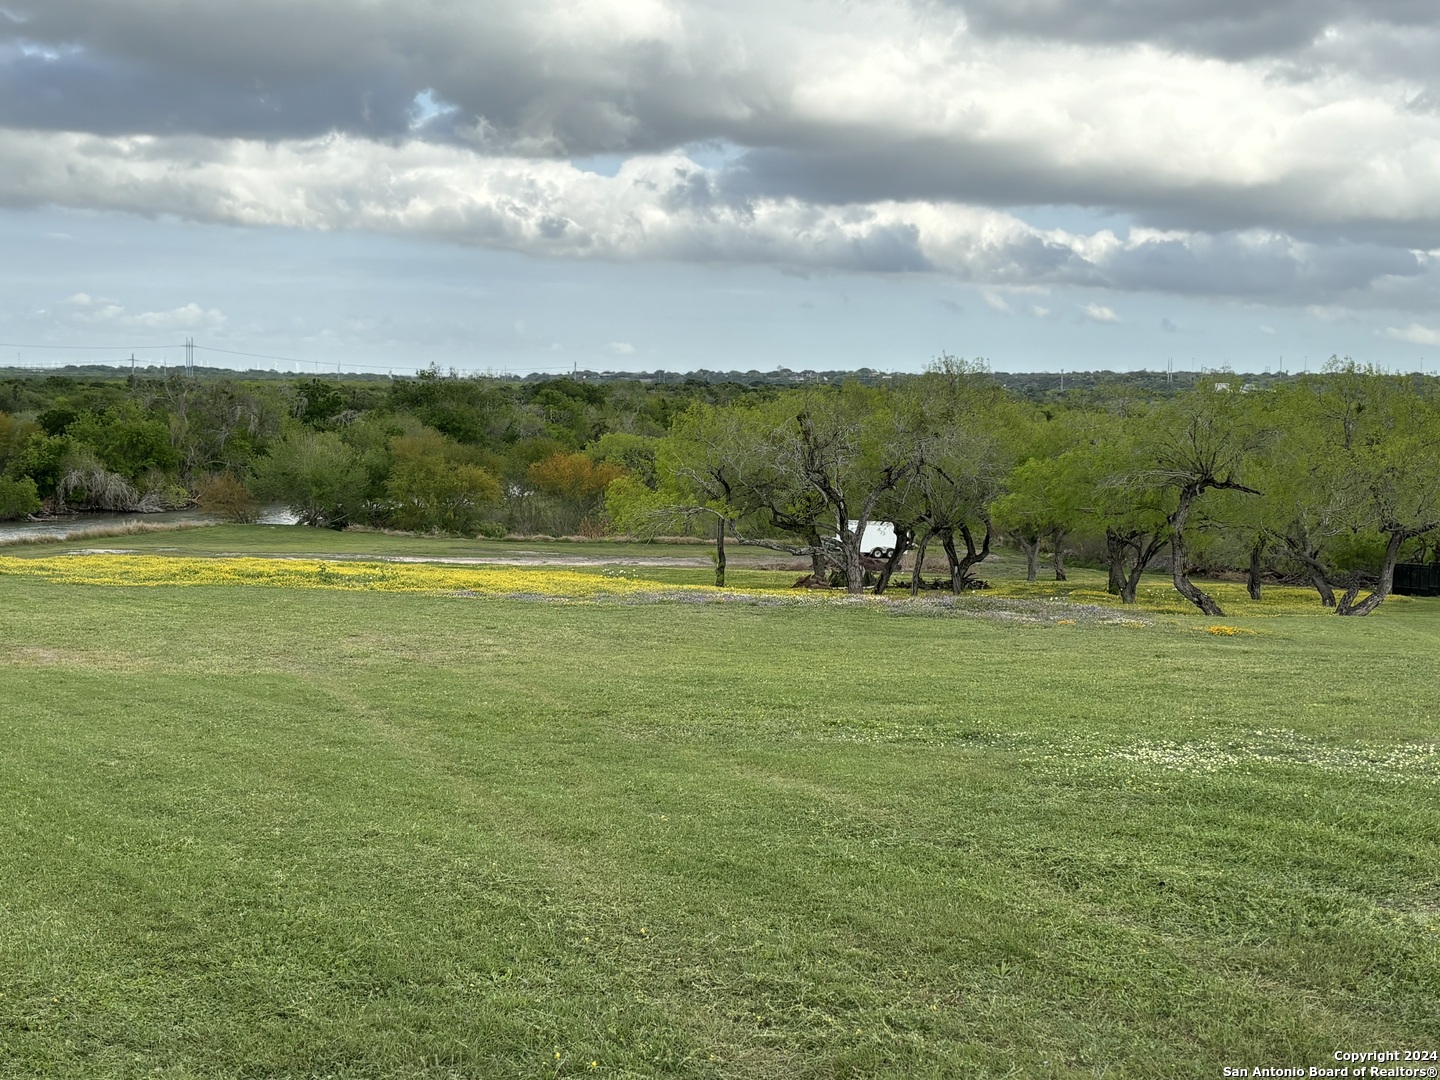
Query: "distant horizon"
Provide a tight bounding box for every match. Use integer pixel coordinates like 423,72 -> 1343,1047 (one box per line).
2,356 -> 1426,382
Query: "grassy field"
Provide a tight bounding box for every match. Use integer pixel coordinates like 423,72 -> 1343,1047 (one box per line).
1,528 -> 1437,1078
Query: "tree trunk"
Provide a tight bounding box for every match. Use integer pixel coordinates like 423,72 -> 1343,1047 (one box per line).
910,529 -> 932,596
1115,532 -> 1165,604
1017,534 -> 1039,582
1170,534 -> 1225,616
941,523 -> 991,594
1052,529 -> 1068,581
1168,489 -> 1225,616
1119,568 -> 1139,605
874,525 -> 913,595
1336,531 -> 1405,616
1280,537 -> 1337,607
1246,535 -> 1264,601
806,527 -> 827,580
714,516 -> 726,588
1307,566 -> 1337,608
842,538 -> 865,594
1105,530 -> 1126,595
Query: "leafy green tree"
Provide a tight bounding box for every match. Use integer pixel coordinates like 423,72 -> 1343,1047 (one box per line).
757,383 -> 928,593
252,428 -> 367,528
1052,411 -> 1171,604
385,431 -> 502,535
644,404 -> 767,587
0,475 -> 40,520
6,432 -> 75,500
1143,386 -> 1269,616
992,455 -> 1086,582
0,411 -> 38,474
1245,364 -> 1440,614
68,401 -> 180,480
588,432 -> 659,487
905,359 -> 1018,594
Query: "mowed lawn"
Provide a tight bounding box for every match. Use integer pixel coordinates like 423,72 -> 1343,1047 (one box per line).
1,561 -> 1438,1077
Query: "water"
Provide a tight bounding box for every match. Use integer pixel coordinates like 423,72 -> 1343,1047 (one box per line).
0,505 -> 298,544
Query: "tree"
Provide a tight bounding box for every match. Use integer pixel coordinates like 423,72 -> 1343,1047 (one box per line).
759,384 -> 925,593
907,359 -> 1017,594
1060,412 -> 1171,605
252,428 -> 367,528
992,456 -> 1085,582
196,473 -> 261,523
1314,363 -> 1440,615
387,458 -> 501,535
1255,364 -> 1440,615
525,451 -> 624,533
67,401 -> 180,481
0,475 -> 40,520
1144,386 -> 1268,616
645,404 -> 758,587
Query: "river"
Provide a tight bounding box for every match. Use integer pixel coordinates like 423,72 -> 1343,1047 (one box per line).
0,506 -> 298,544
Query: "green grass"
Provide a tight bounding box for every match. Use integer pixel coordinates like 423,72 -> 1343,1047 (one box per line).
1,539 -> 1437,1078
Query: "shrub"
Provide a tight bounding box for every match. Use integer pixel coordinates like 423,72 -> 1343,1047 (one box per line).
197,473 -> 261,523
0,476 -> 40,520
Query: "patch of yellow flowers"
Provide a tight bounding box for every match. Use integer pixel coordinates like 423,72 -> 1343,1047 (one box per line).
0,554 -> 713,600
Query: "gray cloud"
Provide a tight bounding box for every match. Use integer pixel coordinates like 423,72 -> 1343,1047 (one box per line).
936,0 -> 1440,61
0,0 -> 762,153
0,44 -> 418,138
2,0 -> 1439,316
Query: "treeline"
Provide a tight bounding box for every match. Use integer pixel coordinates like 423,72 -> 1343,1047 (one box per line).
606,357 -> 1440,617
3,359 -> 1439,616
0,367 -> 767,536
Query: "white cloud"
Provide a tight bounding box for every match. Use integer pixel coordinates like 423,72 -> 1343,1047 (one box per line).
123,303 -> 226,330
57,294 -> 226,331
1082,302 -> 1120,323
1384,323 -> 1440,346
607,341 -> 636,355
2,130 -> 1436,311
3,0 -> 1440,240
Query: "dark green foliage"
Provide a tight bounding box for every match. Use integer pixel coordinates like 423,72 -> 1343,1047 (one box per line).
7,432 -> 75,497
289,378 -> 347,425
0,474 -> 40,519
67,401 -> 180,480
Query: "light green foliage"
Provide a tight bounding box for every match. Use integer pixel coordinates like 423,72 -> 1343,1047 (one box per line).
588,432 -> 660,487
385,430 -> 502,535
251,427 -> 367,528
603,473 -> 673,537
1258,363 -> 1440,611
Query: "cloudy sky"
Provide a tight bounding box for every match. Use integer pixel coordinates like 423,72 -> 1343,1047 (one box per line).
3,0 -> 1440,375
